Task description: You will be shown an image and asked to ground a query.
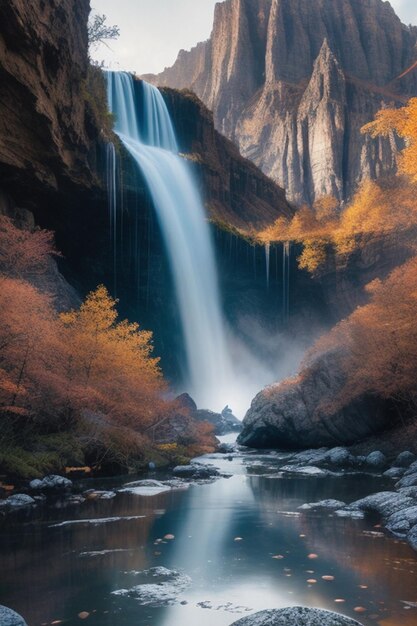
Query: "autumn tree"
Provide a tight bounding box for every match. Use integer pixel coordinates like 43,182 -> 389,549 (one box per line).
60,285 -> 165,429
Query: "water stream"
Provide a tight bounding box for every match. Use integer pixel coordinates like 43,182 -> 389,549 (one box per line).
1,443 -> 417,626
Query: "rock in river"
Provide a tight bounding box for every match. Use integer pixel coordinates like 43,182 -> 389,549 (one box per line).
29,474 -> 72,491
0,605 -> 28,625
230,607 -> 364,625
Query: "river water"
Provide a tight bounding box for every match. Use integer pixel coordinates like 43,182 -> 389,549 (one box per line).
1,437 -> 417,626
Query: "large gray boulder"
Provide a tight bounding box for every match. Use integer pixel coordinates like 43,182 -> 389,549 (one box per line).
0,606 -> 27,626
238,349 -> 389,449
230,607 -> 364,625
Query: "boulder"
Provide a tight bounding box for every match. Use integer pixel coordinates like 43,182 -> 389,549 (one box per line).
347,491 -> 415,519
395,472 -> 417,489
395,451 -> 416,468
230,607 -> 364,625
397,487 -> 417,499
29,475 -> 72,491
383,467 -> 405,479
408,524 -> 417,551
238,349 -> 389,449
365,451 -> 387,469
0,494 -> 35,508
327,447 -> 355,467
0,606 -> 27,625
386,506 -> 417,536
195,408 -> 241,436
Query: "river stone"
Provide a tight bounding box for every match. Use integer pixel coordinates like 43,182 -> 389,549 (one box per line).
383,467 -> 406,479
112,566 -> 191,606
348,491 -> 415,519
230,607 -> 364,625
173,464 -> 220,479
327,447 -> 354,467
395,472 -> 417,489
395,452 -> 416,467
280,465 -> 329,477
397,487 -> 417,499
365,451 -> 387,469
386,506 -> 417,536
1,494 -> 36,508
29,475 -> 72,491
299,499 -> 346,511
0,606 -> 28,625
408,524 -> 417,551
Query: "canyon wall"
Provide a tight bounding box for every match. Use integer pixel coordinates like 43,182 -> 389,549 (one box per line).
147,0 -> 417,204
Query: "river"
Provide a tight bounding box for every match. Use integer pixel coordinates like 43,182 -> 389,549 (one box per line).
1,436 -> 417,626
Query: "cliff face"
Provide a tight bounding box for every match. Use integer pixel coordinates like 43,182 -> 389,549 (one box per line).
160,87 -> 293,230
0,0 -> 99,199
147,0 -> 417,204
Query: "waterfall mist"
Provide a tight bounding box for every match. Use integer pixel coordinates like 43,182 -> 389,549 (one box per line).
105,72 -> 296,416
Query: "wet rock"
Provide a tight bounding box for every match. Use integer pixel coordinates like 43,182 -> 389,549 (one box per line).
0,494 -> 35,509
327,447 -> 355,467
195,408 -> 241,436
238,349 -> 389,449
230,606 -> 364,625
397,487 -> 417,499
347,491 -> 415,519
407,524 -> 417,551
386,506 -> 417,536
119,480 -> 172,496
280,465 -> 329,477
112,566 -> 191,606
395,472 -> 417,489
395,452 -> 416,468
173,464 -> 220,479
83,489 -> 116,500
383,467 -> 406,479
335,509 -> 365,519
365,451 -> 387,469
290,448 -> 329,466
29,475 -> 72,491
299,499 -> 346,511
0,606 -> 27,626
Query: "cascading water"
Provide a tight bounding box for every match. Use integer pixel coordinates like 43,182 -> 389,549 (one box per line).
106,142 -> 117,291
264,242 -> 271,289
282,241 -> 291,322
106,71 -> 233,410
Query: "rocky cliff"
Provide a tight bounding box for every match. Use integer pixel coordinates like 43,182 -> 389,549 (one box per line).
146,0 -> 417,204
0,0 -> 102,201
160,87 -> 292,230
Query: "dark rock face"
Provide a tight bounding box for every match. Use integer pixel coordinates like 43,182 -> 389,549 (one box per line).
160,87 -> 293,230
147,0 -> 417,204
230,607 -> 364,625
238,348 -> 390,449
0,0 -> 97,197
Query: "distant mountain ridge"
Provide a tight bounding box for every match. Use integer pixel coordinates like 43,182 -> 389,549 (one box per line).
144,0 -> 417,204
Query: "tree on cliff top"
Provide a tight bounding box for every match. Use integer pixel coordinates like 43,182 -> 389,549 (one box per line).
88,13 -> 120,49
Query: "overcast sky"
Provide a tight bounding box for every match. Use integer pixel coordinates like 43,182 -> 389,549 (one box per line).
90,0 -> 417,75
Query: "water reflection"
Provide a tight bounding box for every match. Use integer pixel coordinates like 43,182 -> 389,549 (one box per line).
1,452 -> 417,626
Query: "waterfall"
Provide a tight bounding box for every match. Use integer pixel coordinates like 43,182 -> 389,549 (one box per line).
106,142 -> 117,290
265,242 -> 270,289
282,241 -> 291,322
106,72 -> 232,410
